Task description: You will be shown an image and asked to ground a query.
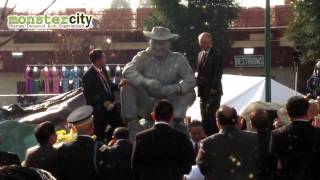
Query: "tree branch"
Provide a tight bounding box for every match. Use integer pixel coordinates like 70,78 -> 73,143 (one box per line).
0,0 -> 57,48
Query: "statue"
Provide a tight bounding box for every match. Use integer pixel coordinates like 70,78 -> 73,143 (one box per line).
307,61 -> 320,97
120,26 -> 196,137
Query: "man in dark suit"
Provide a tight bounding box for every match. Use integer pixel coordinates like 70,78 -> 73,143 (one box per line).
270,96 -> 320,180
24,121 -> 59,178
188,120 -> 206,158
197,32 -> 224,136
82,49 -> 125,141
58,105 -> 113,180
132,100 -> 195,180
250,109 -> 276,180
197,105 -> 259,180
108,127 -> 133,180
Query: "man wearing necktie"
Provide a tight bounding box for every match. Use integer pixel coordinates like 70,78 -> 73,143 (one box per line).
82,49 -> 125,142
197,32 -> 224,136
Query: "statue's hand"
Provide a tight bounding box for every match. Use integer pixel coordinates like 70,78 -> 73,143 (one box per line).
161,85 -> 180,96
144,79 -> 161,91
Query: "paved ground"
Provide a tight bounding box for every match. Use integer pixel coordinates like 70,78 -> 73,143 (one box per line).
0,73 -> 24,106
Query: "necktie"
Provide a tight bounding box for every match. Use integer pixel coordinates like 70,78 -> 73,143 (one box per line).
198,52 -> 207,79
200,52 -> 207,67
96,69 -> 112,96
194,143 -> 199,156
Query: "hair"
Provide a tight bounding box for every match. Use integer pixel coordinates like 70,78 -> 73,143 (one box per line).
216,107 -> 238,126
0,166 -> 56,180
250,109 -> 271,130
304,93 -> 313,100
198,32 -> 212,41
266,110 -> 278,129
286,96 -> 309,118
34,122 -> 55,145
153,100 -> 174,121
89,49 -> 104,64
113,127 -> 129,140
188,120 -> 203,130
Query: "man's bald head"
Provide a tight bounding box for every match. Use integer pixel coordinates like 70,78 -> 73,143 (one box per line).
216,105 -> 238,127
198,32 -> 213,51
249,109 -> 271,130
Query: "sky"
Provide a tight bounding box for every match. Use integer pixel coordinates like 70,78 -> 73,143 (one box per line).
0,0 -> 285,12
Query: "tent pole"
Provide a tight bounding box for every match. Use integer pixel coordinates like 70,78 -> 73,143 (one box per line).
294,63 -> 298,95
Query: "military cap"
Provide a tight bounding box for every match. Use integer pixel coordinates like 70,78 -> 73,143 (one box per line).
67,105 -> 93,124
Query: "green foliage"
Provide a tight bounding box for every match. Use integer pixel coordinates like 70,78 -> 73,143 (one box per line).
144,0 -> 240,68
110,0 -> 130,9
286,0 -> 320,63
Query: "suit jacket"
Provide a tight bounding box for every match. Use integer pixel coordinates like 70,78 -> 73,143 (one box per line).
197,48 -> 224,99
132,123 -> 195,180
0,151 -> 20,166
82,66 -> 117,121
256,129 -> 276,180
58,136 -> 112,180
270,121 -> 320,180
24,144 -> 59,178
108,139 -> 133,180
197,127 -> 259,180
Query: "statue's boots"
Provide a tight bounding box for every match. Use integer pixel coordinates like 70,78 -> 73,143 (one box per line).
127,120 -> 144,141
171,118 -> 188,135
139,118 -> 154,130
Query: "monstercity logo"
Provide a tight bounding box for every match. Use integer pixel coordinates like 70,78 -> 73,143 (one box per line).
7,12 -> 94,30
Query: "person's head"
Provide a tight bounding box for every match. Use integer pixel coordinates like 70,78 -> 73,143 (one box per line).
0,166 -> 56,180
198,32 -> 213,51
188,121 -> 206,143
286,96 -> 309,120
149,39 -> 171,58
34,122 -> 57,146
266,110 -> 278,130
72,117 -> 94,136
236,116 -> 247,130
216,105 -> 238,129
67,106 -> 95,136
112,127 -> 129,140
152,100 -> 174,122
89,49 -> 106,67
304,93 -> 313,100
308,100 -> 319,121
249,109 -> 271,131
316,96 -> 320,107
144,26 -> 177,59
315,61 -> 320,76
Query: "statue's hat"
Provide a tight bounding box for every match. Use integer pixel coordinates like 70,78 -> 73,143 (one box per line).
143,26 -> 179,41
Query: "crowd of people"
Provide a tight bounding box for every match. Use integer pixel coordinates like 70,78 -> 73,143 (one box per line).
1,26 -> 320,180
1,96 -> 320,180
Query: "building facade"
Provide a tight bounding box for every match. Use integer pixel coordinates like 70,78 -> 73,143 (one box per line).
0,5 -> 313,92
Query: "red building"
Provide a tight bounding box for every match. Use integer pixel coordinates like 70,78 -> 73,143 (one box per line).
0,5 -> 312,92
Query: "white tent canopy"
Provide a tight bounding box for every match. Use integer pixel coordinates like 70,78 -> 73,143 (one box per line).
187,74 -> 303,120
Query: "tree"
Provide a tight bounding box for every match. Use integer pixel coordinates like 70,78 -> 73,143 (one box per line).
286,0 -> 320,63
144,0 -> 240,68
139,0 -> 153,8
110,0 -> 130,9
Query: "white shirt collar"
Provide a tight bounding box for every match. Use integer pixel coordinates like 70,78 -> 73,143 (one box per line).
203,47 -> 212,55
155,121 -> 169,125
293,119 -> 309,122
92,64 -> 102,73
78,135 -> 93,138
